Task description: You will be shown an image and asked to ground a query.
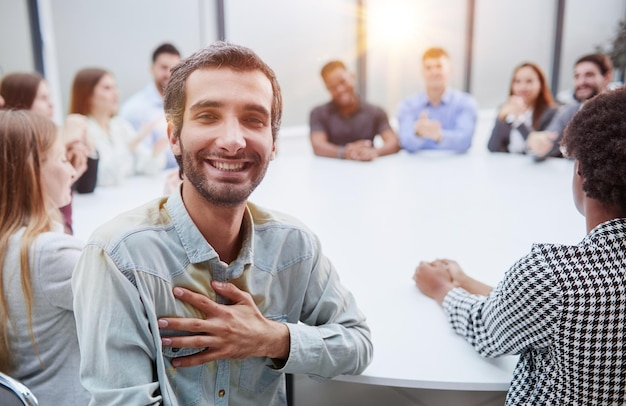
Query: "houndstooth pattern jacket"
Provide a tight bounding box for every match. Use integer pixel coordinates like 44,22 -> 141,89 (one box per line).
443,218 -> 626,405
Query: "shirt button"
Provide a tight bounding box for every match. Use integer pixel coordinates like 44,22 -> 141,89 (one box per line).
218,389 -> 226,398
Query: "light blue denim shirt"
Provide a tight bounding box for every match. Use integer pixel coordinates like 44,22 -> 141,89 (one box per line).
72,189 -> 372,406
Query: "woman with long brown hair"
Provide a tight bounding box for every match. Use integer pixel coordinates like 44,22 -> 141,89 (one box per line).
1,72 -> 96,234
0,110 -> 89,404
0,72 -> 93,171
487,62 -> 558,154
69,68 -> 167,187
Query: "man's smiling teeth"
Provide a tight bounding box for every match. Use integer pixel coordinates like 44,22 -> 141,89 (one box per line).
212,161 -> 245,171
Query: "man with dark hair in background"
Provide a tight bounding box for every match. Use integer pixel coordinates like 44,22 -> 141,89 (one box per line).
309,60 -> 399,161
527,52 -> 613,160
120,42 -> 182,168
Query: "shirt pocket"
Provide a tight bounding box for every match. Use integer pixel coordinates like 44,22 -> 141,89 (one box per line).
238,314 -> 286,394
160,328 -> 207,358
161,329 -> 207,406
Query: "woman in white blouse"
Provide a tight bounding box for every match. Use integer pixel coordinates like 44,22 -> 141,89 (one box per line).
68,68 -> 168,187
487,62 -> 558,154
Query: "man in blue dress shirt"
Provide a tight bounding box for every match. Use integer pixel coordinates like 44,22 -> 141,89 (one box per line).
397,47 -> 477,153
120,43 -> 181,168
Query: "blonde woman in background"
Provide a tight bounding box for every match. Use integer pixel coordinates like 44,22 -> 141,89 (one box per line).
0,72 -> 93,234
0,110 -> 90,404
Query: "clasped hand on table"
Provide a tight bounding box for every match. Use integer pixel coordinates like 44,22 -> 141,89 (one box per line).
413,259 -> 493,305
344,139 -> 379,161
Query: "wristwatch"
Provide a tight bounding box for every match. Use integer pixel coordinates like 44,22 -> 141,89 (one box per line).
338,146 -> 346,159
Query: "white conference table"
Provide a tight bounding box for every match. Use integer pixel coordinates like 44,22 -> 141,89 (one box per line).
73,139 -> 582,392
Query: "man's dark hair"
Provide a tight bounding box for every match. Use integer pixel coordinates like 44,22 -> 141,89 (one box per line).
575,53 -> 613,77
152,43 -> 181,63
164,42 -> 282,174
561,86 -> 626,212
422,47 -> 449,62
320,60 -> 347,81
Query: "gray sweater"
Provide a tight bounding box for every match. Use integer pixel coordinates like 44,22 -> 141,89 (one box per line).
3,226 -> 90,405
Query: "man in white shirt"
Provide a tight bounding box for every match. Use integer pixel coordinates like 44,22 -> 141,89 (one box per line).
120,43 -> 181,168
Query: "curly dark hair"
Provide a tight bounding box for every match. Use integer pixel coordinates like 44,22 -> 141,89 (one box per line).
561,86 -> 626,212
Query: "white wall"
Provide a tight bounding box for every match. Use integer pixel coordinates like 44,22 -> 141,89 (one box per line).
2,0 -> 625,128
0,0 -> 34,75
558,0 -> 626,97
225,0 -> 357,127
49,0 -> 210,113
366,0 -> 626,117
366,0 -> 469,117
472,0 -> 555,109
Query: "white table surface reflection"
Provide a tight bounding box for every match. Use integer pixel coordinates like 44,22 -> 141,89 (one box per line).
73,143 -> 582,391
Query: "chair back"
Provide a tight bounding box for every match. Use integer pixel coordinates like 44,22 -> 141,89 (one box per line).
0,372 -> 39,406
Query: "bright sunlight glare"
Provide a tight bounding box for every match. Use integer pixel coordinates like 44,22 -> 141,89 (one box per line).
367,2 -> 420,48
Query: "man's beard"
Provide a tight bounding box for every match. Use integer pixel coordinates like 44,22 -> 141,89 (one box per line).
156,79 -> 169,95
574,85 -> 600,102
179,144 -> 269,207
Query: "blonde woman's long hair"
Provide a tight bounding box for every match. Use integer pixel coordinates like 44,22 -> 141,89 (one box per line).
0,110 -> 59,372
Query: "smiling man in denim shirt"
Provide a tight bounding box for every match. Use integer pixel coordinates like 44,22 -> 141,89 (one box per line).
72,42 -> 373,406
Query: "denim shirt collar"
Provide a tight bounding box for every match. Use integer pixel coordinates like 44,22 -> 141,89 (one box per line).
166,186 -> 254,269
